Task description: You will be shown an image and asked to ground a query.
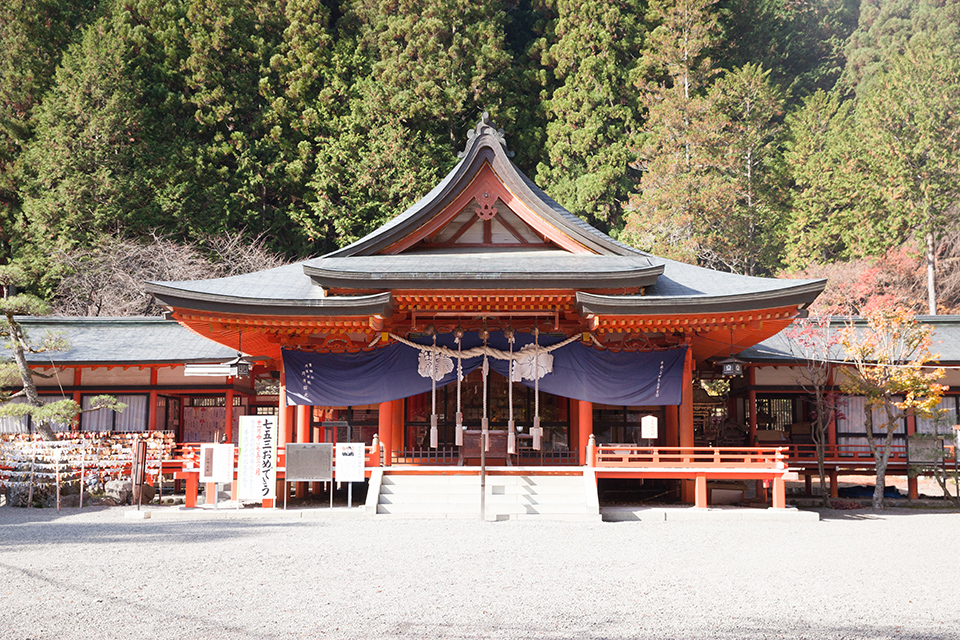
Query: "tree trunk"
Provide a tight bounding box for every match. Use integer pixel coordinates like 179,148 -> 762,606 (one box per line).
926,231 -> 936,315
5,313 -> 57,440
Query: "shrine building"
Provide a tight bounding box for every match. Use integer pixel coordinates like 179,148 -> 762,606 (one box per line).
139,115 -> 826,515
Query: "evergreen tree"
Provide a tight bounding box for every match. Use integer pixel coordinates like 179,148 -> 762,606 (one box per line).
307,0 -> 517,247
715,0 -> 858,103
17,13 -> 172,293
0,0 -> 99,258
783,90 -> 865,269
842,0 -> 960,95
709,62 -> 785,275
534,0 -> 644,234
853,38 -> 960,313
622,0 -> 729,265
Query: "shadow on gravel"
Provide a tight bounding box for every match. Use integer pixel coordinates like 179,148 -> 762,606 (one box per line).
0,518 -> 319,548
814,507 -> 960,522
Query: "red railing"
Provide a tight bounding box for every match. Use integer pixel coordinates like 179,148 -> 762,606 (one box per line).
782,444 -> 956,469
594,445 -> 785,469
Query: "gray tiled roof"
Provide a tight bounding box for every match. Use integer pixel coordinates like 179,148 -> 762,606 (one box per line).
739,316 -> 960,364
2,317 -> 237,365
304,251 -> 662,289
146,117 -> 825,313
148,262 -> 322,301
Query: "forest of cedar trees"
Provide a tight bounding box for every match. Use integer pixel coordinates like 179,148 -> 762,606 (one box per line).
1,0 -> 959,317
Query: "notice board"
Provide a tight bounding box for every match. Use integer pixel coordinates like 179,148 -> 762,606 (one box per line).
286,443 -> 333,482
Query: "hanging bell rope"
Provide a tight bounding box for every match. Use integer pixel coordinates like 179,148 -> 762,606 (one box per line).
455,327 -> 463,447
430,330 -> 438,448
481,330 -> 490,453
533,326 -> 542,451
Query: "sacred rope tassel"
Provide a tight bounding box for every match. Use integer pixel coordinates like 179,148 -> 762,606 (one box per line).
455,327 -> 463,447
430,332 -> 438,449
506,328 -> 516,455
481,330 -> 489,452
533,326 -> 542,451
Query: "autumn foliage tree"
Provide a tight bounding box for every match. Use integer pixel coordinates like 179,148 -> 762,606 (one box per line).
840,308 -> 947,509
782,316 -> 841,506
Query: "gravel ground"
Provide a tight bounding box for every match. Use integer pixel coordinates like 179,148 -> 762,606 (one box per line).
2,506 -> 959,640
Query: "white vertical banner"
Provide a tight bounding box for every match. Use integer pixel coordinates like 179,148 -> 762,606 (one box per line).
237,415 -> 277,500
335,443 -> 366,483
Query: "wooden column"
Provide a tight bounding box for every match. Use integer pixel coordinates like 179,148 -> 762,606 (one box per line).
278,373 -> 288,447
224,388 -> 234,442
295,404 -> 311,497
679,348 -> 695,503
748,366 -> 758,444
665,405 -> 679,448
148,368 -> 158,431
570,399 -> 580,453
578,400 -> 593,465
379,401 -> 393,467
72,368 -> 83,432
392,399 -> 404,462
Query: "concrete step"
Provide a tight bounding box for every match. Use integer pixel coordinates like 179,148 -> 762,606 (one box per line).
371,470 -> 599,520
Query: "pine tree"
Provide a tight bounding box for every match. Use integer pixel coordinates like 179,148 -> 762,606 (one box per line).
533,0 -> 644,234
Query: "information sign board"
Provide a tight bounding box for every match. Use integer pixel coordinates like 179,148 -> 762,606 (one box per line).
237,415 -> 277,500
335,442 -> 366,483
286,443 -> 333,482
200,443 -> 234,483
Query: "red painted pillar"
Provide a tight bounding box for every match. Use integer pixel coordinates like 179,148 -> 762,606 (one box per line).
748,366 -> 758,445
148,368 -> 158,432
224,388 -> 234,442
73,369 -> 83,432
680,347 -> 695,502
578,400 -> 593,465
379,401 -> 393,467
772,476 -> 786,508
569,399 -> 580,453
665,405 -> 679,448
694,475 -> 708,508
296,404 -> 311,497
278,374 -> 288,447
392,399 -> 404,462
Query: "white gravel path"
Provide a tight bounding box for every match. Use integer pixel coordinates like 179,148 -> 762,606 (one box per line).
1,506 -> 959,640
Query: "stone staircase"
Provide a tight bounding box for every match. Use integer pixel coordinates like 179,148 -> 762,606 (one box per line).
366,469 -> 600,521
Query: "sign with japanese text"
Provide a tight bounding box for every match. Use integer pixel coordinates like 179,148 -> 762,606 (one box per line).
641,415 -> 659,440
237,415 -> 277,500
335,442 -> 365,483
199,443 -> 234,483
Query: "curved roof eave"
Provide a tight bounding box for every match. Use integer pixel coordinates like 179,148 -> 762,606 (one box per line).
576,279 -> 827,316
147,285 -> 393,318
321,118 -> 639,259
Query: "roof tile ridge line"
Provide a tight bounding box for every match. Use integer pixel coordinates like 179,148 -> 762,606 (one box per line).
323,131 -> 497,259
